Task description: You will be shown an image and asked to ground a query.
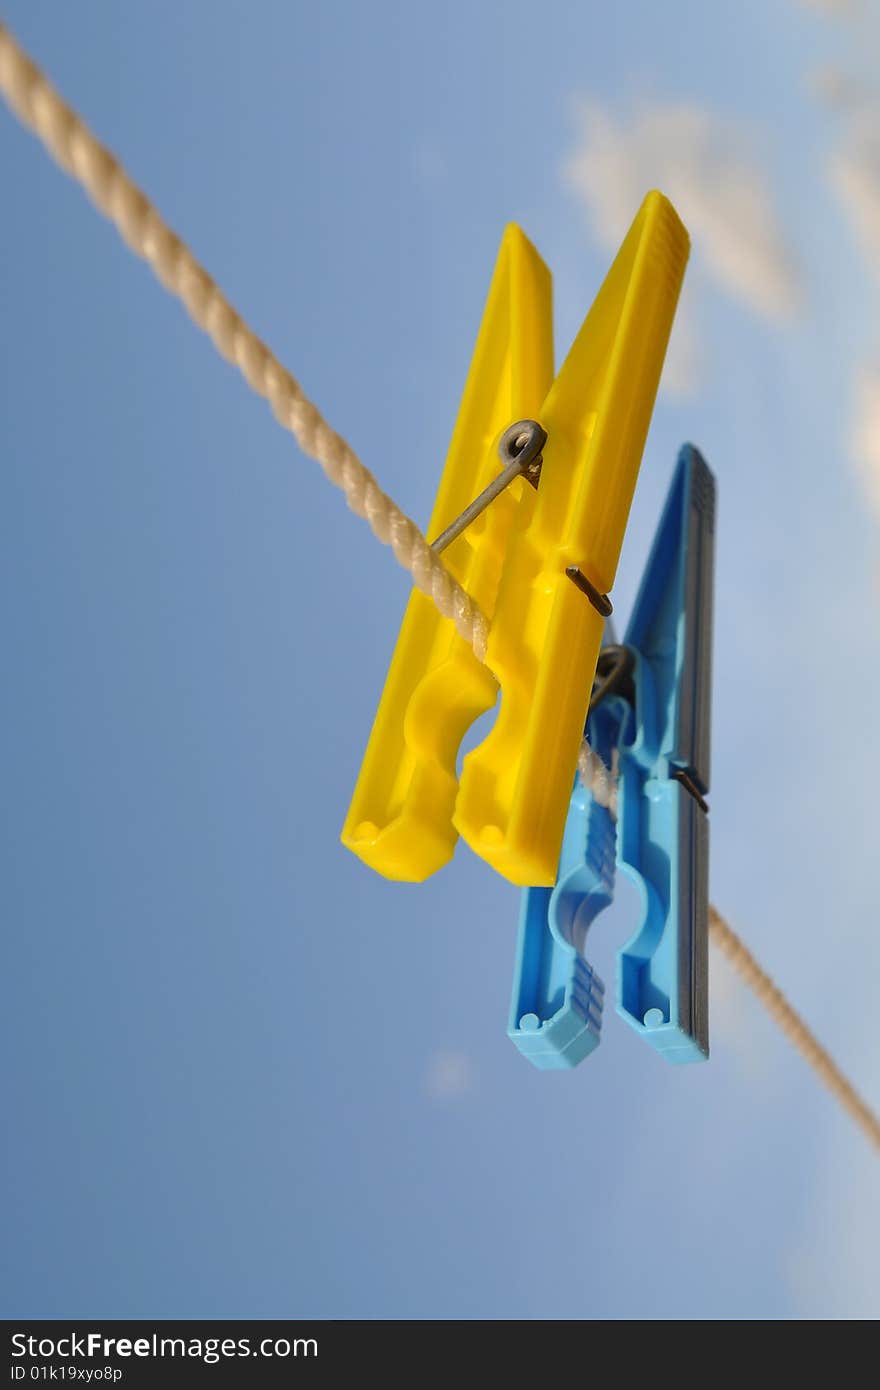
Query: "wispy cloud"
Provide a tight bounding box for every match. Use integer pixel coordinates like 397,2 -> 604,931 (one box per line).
423,1049 -> 475,1099
850,364 -> 880,516
819,77 -> 880,516
809,64 -> 872,110
658,285 -> 701,398
562,100 -> 801,392
830,113 -> 880,274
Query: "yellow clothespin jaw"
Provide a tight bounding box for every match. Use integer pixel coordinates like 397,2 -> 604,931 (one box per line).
342,225 -> 553,879
343,191 -> 689,887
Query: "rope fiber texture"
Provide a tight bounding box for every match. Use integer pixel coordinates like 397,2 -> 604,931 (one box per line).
2,22 -> 878,1154
0,22 -> 489,661
579,749 -> 880,1152
709,907 -> 880,1151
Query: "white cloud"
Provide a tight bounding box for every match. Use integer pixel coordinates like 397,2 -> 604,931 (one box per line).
423,1049 -> 475,1098
808,64 -> 871,110
562,100 -> 801,359
823,92 -> 880,518
659,285 -> 702,397
850,364 -> 880,516
831,115 -> 880,273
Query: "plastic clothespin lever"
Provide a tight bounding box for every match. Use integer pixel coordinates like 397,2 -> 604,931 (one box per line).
342,192 -> 689,887
341,225 -> 553,880
508,445 -> 716,1067
508,688 -> 627,1068
615,444 -> 715,1062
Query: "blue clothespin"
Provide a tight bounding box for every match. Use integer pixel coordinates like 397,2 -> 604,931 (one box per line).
508,444 -> 716,1069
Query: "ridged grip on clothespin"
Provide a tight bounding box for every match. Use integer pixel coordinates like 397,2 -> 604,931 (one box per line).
507,701 -> 621,1068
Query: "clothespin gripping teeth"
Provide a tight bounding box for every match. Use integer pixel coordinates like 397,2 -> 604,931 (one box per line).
508,690 -> 627,1069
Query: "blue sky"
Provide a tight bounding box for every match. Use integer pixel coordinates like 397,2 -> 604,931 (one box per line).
1,0 -> 878,1320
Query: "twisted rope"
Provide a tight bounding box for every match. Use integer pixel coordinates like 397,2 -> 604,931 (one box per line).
0,22 -> 489,660
710,907 -> 880,1151
578,739 -> 619,813
2,22 -> 877,1152
580,747 -> 879,1151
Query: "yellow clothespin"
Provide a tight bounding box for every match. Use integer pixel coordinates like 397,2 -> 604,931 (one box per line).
342,191 -> 689,887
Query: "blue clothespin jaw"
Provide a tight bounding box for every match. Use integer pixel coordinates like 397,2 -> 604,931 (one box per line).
508,444 -> 715,1069
507,696 -> 620,1069
615,445 -> 714,1062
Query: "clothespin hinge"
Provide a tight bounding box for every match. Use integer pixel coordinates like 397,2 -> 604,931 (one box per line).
430,418 -> 547,554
